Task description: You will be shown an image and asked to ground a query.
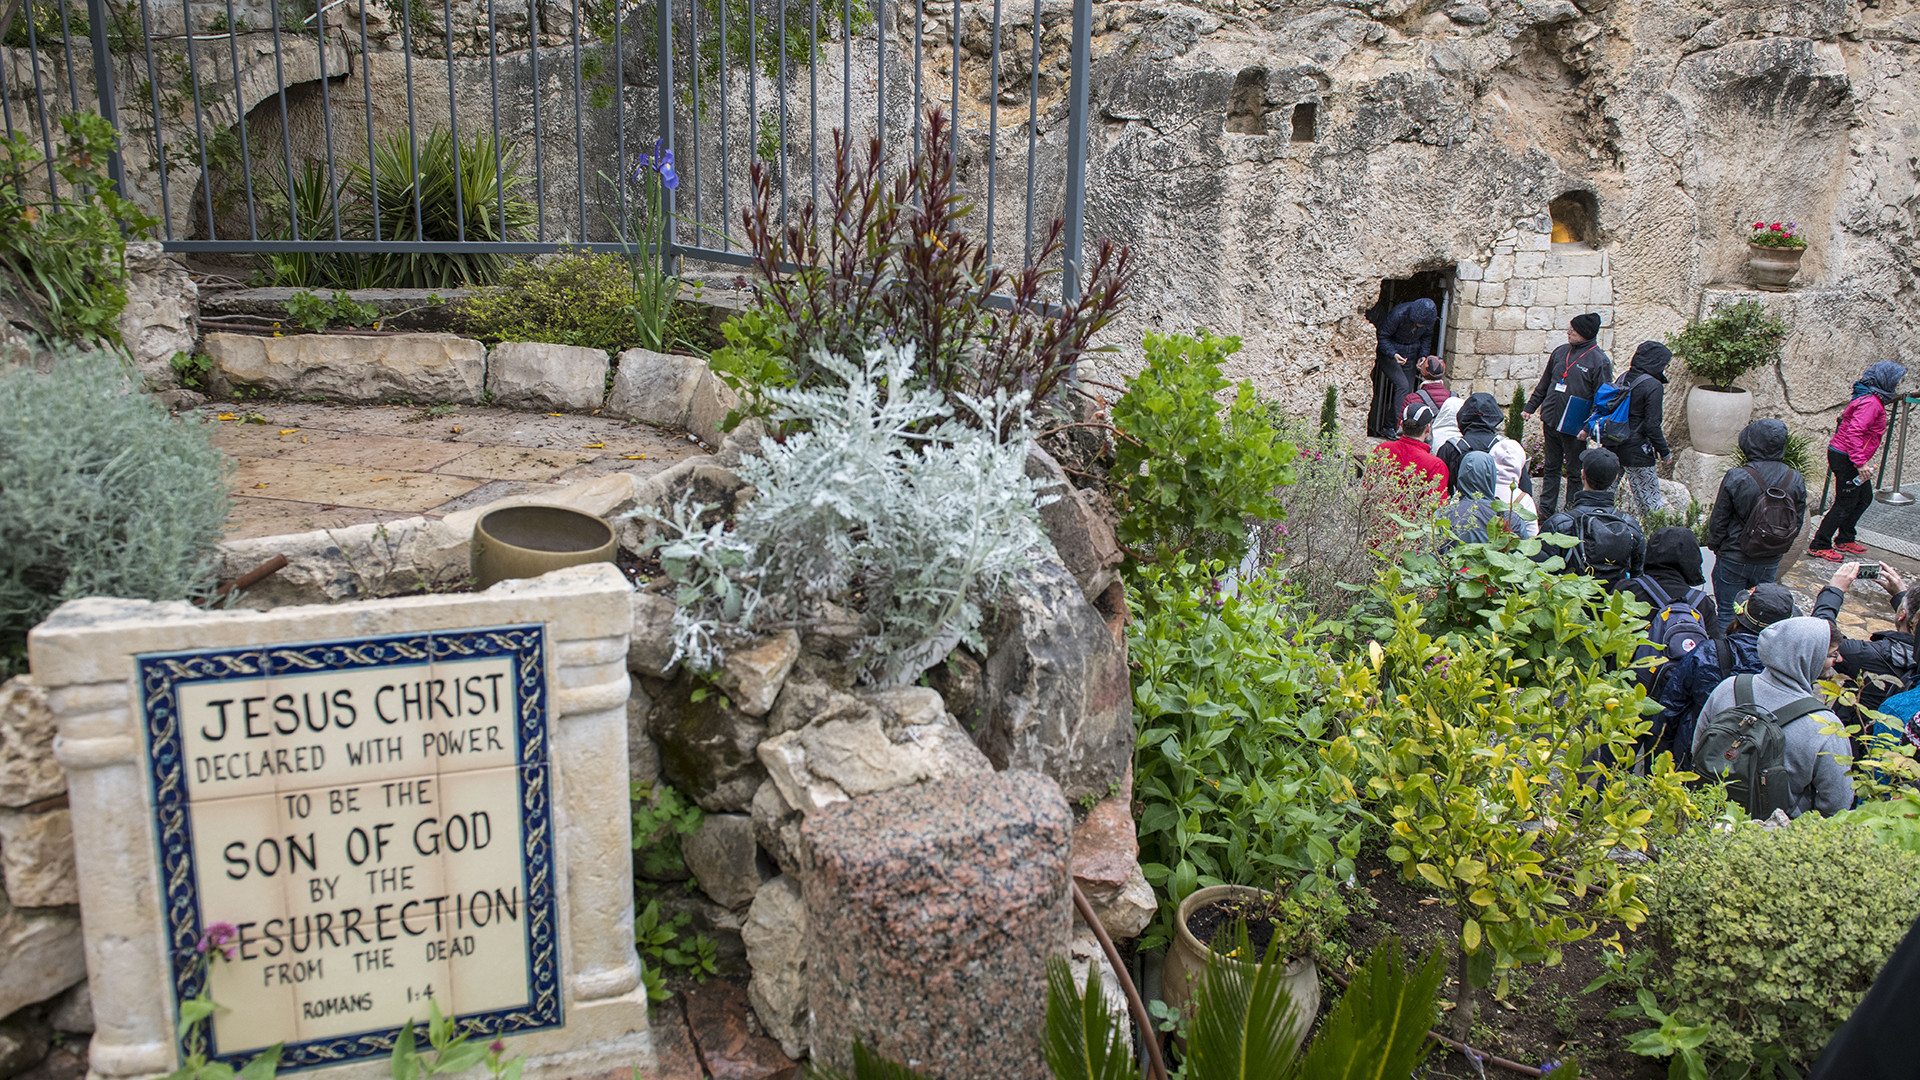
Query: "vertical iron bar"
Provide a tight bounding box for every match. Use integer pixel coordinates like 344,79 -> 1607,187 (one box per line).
570,0 -> 584,240
657,0 -> 675,270
946,0 -> 956,193
689,0 -> 700,239
219,0 -> 259,238
22,0 -> 56,196
84,0 -> 125,196
912,0 -> 921,159
313,0 -> 341,239
717,0 -> 728,249
984,0 -> 997,265
614,0 -> 626,237
1022,0 -> 1037,262
357,0 -> 380,240
745,0 -> 754,197
444,0 -> 464,241
397,0 -> 425,241
838,0 -> 846,135
777,0 -> 786,221
54,0 -> 80,112
180,0 -> 215,238
486,0 -> 505,235
1060,0 -> 1088,302
807,0 -> 816,218
1,26 -> 14,141
875,0 -> 884,177
527,0 -> 545,239
267,0 -> 301,240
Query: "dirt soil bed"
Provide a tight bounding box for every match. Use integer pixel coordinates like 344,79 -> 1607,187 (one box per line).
1339,859 -> 1663,1080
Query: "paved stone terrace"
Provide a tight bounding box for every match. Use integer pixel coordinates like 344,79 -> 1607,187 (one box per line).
206,401 -> 708,539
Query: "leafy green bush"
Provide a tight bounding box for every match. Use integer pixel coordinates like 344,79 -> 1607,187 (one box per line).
1668,298 -> 1788,392
0,112 -> 157,344
1649,817 -> 1920,1072
1129,558 -> 1369,946
1318,385 -> 1337,440
285,289 -> 380,333
460,251 -> 643,354
1832,789 -> 1920,856
1507,386 -> 1526,441
1111,330 -> 1295,566
0,350 -> 230,676
353,128 -> 533,288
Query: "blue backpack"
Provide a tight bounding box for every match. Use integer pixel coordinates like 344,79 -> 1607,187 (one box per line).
1589,374 -> 1643,447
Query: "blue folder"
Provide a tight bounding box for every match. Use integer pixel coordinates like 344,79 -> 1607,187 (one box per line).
1555,395 -> 1593,436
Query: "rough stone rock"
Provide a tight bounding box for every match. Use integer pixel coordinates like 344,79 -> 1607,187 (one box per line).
717,631 -> 802,718
0,895 -> 84,1019
204,331 -> 487,404
1089,863 -> 1156,942
619,458 -> 756,554
800,771 -> 1073,1079
1071,798 -> 1139,907
607,348 -> 737,448
1065,926 -> 1128,1027
1660,479 -> 1693,514
118,242 -> 198,389
650,998 -> 708,1080
741,874 -> 809,1061
48,981 -> 92,1034
650,673 -> 769,812
1025,446 -> 1123,602
651,887 -> 749,970
0,809 -> 77,908
0,1008 -> 51,1080
484,341 -> 610,412
766,679 -> 874,738
757,704 -> 992,813
1676,450 -> 1734,511
976,551 -> 1133,802
628,676 -> 661,787
750,781 -> 805,874
683,978 -> 801,1080
154,388 -> 209,412
684,813 -> 774,910
630,590 -> 681,678
0,677 -> 60,808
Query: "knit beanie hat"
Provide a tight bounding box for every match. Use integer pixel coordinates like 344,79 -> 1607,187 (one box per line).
1570,312 -> 1602,341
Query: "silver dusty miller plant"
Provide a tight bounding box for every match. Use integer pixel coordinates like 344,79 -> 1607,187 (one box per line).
632,341 -> 1054,686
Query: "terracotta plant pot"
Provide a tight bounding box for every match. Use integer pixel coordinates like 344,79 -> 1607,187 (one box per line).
1686,386 -> 1753,457
471,505 -> 617,589
1747,242 -> 1805,291
1161,885 -> 1321,1055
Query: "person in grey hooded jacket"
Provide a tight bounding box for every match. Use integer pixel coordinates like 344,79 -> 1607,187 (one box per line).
1441,451 -> 1526,550
1695,616 -> 1855,818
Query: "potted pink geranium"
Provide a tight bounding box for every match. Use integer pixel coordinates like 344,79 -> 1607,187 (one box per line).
1747,220 -> 1808,291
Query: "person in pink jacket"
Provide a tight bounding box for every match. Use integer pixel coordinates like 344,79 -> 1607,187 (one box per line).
1810,361 -> 1908,560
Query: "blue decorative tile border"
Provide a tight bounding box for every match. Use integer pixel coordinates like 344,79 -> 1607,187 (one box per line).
137,626 -> 562,1072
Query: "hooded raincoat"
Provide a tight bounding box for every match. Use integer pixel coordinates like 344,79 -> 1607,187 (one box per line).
1490,438 -> 1538,537
1602,341 -> 1673,467
1832,361 -> 1908,467
1442,452 -> 1503,549
1706,419 -> 1809,554
1628,526 -> 1719,767
1696,616 -> 1855,817
1376,298 -> 1438,365
1436,392 -> 1504,489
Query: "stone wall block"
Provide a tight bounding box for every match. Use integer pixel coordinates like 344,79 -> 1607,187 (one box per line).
800,771 -> 1071,1080
1025,446 -> 1122,602
0,896 -> 84,1020
607,348 -> 737,447
716,631 -> 802,718
683,813 -> 774,910
118,242 -> 198,389
1524,307 -> 1554,330
629,591 -> 680,678
1455,260 -> 1484,282
1477,282 -> 1507,307
1493,307 -> 1527,331
0,677 -> 61,808
486,341 -> 610,412
650,673 -> 769,812
1514,251 -> 1546,278
204,331 -> 486,403
0,808 -> 78,907
1566,277 -> 1592,305
741,874 -> 808,1061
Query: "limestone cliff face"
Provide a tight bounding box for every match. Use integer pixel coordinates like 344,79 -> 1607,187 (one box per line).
954,0 -> 1916,445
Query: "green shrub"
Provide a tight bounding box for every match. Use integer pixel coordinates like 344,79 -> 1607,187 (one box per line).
460,252 -> 645,354
1128,558 -> 1369,946
349,128 -> 534,288
0,351 -> 230,677
0,112 -> 156,345
1506,386 -> 1525,441
1650,817 -> 1920,1072
1318,385 -> 1338,440
1111,329 -> 1294,566
1668,298 -> 1787,392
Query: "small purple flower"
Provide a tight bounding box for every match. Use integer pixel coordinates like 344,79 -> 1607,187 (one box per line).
198,921 -> 238,959
633,138 -> 680,191
489,1040 -> 507,1055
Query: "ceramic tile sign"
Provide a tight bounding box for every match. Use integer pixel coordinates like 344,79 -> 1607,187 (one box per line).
144,627 -> 561,1068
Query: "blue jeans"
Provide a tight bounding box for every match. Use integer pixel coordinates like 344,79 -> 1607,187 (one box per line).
1711,552 -> 1782,634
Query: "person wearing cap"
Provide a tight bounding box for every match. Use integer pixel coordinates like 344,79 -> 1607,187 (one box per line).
1539,445 -> 1644,590
1624,527 -> 1718,768
1814,561 -> 1919,745
1374,402 -> 1449,496
1522,312 -> 1612,520
1719,582 -> 1802,681
1401,355 -> 1451,416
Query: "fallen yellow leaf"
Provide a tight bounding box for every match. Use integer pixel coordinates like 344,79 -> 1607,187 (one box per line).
547,413 -> 562,418
584,442 -> 605,449
279,429 -> 297,435
217,413 -> 237,420
450,426 -> 461,433
620,455 -> 646,460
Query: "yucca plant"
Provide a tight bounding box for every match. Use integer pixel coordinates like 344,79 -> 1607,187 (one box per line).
261,158 -> 380,289
347,128 -> 535,288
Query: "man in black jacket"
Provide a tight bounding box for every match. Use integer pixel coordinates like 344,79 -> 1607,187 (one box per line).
1375,298 -> 1438,436
1540,446 -> 1645,591
1705,418 -> 1809,632
1814,560 -> 1919,741
1436,392 -> 1504,493
1601,341 -> 1674,515
1524,312 -> 1611,519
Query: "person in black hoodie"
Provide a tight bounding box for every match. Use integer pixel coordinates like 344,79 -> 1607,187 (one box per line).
1600,341 -> 1674,515
1705,418 -> 1809,633
1436,392 -> 1505,493
1814,560 -> 1919,744
1524,312 -> 1611,519
1624,527 -> 1717,767
1375,298 -> 1438,435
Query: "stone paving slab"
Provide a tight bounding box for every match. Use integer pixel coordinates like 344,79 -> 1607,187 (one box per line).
207,401 -> 707,540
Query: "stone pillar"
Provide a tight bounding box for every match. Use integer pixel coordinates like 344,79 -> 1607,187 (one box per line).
800,771 -> 1072,1080
1676,449 -> 1735,508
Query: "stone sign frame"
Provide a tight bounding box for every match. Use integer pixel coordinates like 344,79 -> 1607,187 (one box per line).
27,565 -> 647,1080
138,626 -> 564,1070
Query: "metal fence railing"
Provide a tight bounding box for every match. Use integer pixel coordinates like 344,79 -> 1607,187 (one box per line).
2,0 -> 1095,299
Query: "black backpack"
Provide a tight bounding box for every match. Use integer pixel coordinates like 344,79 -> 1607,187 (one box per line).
1738,464 -> 1801,560
1628,576 -> 1711,696
1695,674 -> 1826,819
1569,507 -> 1639,581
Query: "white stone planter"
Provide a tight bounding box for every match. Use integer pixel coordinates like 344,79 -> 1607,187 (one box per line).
1687,386 -> 1753,456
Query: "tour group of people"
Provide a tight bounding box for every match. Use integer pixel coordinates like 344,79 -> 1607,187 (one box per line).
1373,301 -> 1916,823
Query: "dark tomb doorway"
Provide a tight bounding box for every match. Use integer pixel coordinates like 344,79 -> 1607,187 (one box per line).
1365,270 -> 1455,439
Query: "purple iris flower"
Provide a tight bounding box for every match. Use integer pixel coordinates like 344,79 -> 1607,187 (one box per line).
633,138 -> 680,191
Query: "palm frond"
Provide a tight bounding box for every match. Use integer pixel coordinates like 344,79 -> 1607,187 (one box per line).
805,1040 -> 933,1080
1188,921 -> 1305,1080
1297,936 -> 1445,1080
1042,957 -> 1136,1080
